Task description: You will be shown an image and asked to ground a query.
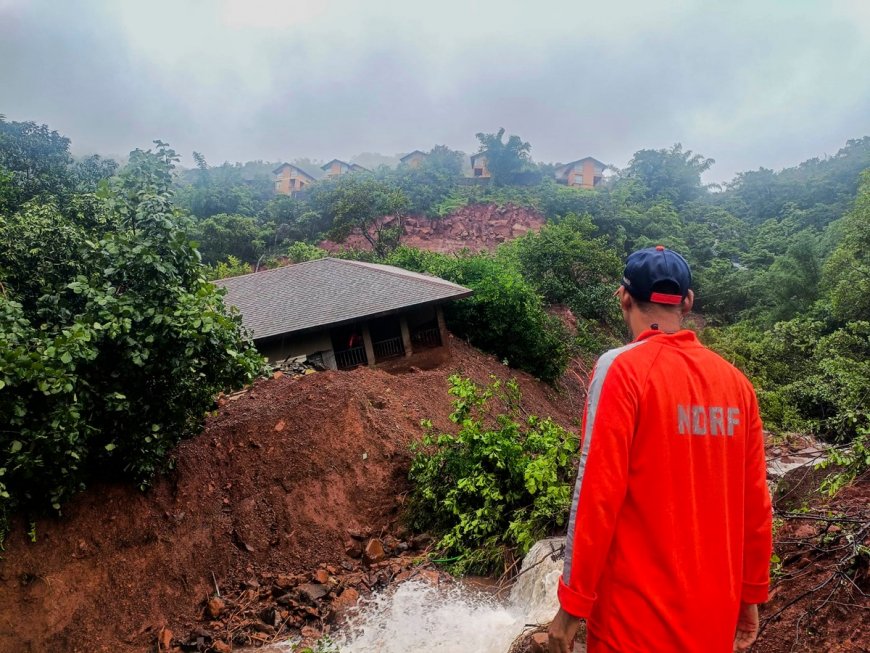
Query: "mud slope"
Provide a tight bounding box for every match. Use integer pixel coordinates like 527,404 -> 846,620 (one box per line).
0,338 -> 581,653
320,203 -> 546,254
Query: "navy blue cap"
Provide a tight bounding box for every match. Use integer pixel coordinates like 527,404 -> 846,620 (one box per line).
622,245 -> 692,305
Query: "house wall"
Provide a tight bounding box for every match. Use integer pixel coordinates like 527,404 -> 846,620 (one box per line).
404,153 -> 426,168
257,331 -> 337,369
275,168 -> 312,195
326,161 -> 350,178
472,155 -> 490,178
581,160 -> 596,189
255,303 -> 457,371
563,161 -> 604,189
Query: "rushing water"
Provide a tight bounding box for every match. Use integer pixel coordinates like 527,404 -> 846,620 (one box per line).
265,537 -> 566,653
331,537 -> 564,653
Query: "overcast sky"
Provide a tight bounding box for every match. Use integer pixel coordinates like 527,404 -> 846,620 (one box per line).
1,0 -> 868,182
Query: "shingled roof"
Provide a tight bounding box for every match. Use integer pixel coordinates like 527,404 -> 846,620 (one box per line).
214,258 -> 472,341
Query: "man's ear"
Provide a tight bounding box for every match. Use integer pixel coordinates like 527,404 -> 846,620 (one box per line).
682,289 -> 695,315
620,288 -> 634,313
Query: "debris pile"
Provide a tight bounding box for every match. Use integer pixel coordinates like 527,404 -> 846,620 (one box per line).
320,203 -> 546,254
0,338 -> 577,653
159,535 -> 448,652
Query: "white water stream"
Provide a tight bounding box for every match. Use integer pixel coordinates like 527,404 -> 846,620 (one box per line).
264,537 -> 566,653
333,537 -> 565,653
255,450 -> 812,653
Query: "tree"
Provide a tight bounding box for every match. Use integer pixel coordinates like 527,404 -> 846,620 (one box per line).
424,145 -> 464,177
620,143 -> 714,205
506,214 -> 622,326
0,117 -> 117,211
310,174 -> 410,257
475,128 -> 532,186
823,170 -> 870,323
0,141 -> 262,536
190,213 -> 267,265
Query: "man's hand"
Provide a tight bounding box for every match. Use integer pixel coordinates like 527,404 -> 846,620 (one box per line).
733,602 -> 759,652
548,607 -> 583,653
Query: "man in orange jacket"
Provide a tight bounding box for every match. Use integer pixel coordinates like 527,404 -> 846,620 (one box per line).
549,246 -> 772,653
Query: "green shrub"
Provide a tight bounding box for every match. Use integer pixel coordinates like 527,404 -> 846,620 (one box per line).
204,255 -> 251,280
385,247 -> 571,382
286,241 -> 328,263
407,375 -> 579,575
0,143 -> 263,541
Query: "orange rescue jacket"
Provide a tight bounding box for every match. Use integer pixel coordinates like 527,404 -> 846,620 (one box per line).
558,329 -> 772,652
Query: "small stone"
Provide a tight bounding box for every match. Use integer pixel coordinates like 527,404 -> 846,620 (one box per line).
333,587 -> 359,610
297,582 -> 328,602
314,569 -> 329,584
274,420 -> 286,432
300,625 -> 320,639
529,632 -> 549,653
382,535 -> 400,551
345,539 -> 363,559
363,538 -> 386,564
273,371 -> 284,379
158,628 -> 173,650
207,597 -> 226,619
212,641 -> 232,653
409,533 -> 434,550
346,528 -> 366,540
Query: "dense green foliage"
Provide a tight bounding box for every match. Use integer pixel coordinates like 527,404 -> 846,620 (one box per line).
0,127 -> 262,538
309,174 -> 410,257
2,113 -> 868,539
474,128 -> 536,186
169,127 -> 868,447
384,247 -> 573,382
408,375 -> 579,574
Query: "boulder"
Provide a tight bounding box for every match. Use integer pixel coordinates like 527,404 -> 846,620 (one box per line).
363,538 -> 386,564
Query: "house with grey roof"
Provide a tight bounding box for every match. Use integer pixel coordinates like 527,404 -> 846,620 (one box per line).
215,258 -> 472,370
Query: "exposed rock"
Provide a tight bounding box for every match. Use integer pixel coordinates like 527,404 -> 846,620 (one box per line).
409,533 -> 434,550
345,538 -> 363,558
529,632 -> 549,653
206,597 -> 226,619
363,538 -> 386,564
297,582 -> 329,603
320,203 -> 546,255
793,522 -> 819,539
314,568 -> 330,584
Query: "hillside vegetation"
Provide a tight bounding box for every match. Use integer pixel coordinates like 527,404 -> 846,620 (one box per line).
1,116 -> 868,538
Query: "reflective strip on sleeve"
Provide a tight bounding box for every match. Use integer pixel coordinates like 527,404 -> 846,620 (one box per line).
562,340 -> 648,583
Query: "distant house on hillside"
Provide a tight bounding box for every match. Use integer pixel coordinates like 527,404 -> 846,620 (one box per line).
470,151 -> 491,178
321,159 -> 370,179
553,157 -> 606,189
400,150 -> 428,168
215,258 -> 472,369
273,163 -> 317,195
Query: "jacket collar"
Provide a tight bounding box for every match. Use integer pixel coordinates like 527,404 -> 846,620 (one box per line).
633,328 -> 700,345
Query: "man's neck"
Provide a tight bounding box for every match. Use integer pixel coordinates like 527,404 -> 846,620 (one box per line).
629,312 -> 682,339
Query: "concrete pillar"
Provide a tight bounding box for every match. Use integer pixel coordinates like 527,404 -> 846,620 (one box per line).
362,322 -> 376,366
399,315 -> 413,357
436,305 -> 449,348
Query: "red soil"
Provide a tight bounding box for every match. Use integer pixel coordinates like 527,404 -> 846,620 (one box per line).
320,203 -> 546,254
0,338 -> 581,653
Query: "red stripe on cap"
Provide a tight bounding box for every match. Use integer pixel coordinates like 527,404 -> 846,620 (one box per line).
650,292 -> 683,305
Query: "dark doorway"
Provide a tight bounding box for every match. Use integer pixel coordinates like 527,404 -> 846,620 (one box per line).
369,316 -> 405,361
331,324 -> 367,370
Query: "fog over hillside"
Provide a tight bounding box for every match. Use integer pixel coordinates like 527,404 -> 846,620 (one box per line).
1,0 -> 869,182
